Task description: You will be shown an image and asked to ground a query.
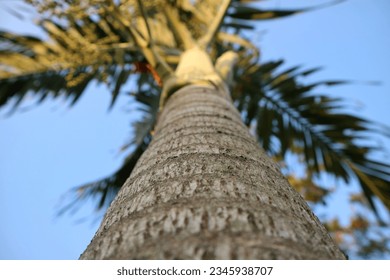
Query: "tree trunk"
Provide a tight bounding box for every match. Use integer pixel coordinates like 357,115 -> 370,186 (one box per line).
80,49 -> 346,260
80,85 -> 345,259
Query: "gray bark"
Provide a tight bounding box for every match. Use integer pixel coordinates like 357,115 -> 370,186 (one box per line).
80,82 -> 346,259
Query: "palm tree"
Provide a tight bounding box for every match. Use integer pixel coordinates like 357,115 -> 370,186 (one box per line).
1,0 -> 389,259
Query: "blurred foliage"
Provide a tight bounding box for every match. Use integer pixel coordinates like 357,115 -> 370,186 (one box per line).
0,0 -> 389,259
325,201 -> 390,259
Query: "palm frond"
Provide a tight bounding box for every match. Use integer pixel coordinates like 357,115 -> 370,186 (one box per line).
233,60 -> 390,215
0,68 -> 96,113
228,0 -> 345,20
0,4 -> 145,111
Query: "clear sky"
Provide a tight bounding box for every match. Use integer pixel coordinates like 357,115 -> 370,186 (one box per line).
0,0 -> 389,259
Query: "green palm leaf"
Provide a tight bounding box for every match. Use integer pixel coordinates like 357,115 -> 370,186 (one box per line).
233,60 -> 390,215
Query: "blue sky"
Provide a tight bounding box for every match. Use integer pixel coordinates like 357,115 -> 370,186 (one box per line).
0,0 -> 389,259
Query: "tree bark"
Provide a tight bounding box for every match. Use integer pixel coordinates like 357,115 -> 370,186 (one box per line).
80,81 -> 346,259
